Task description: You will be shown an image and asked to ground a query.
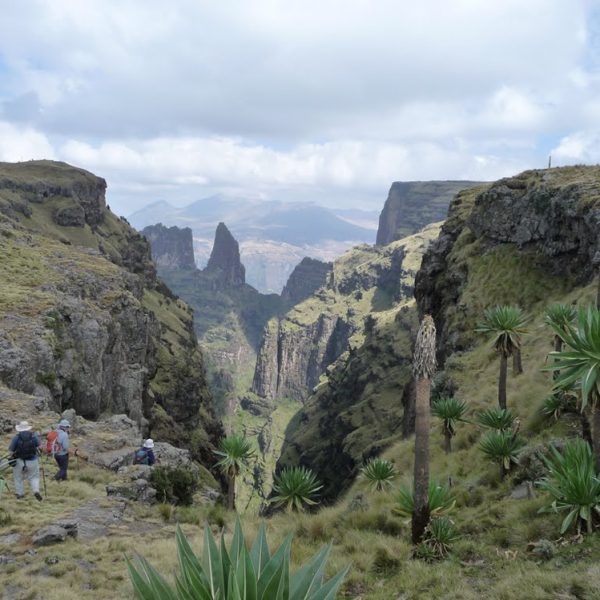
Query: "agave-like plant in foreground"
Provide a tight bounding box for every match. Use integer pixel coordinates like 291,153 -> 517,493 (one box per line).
270,466 -> 323,512
360,458 -> 397,492
537,438 -> 600,535
128,517 -> 349,599
431,397 -> 468,454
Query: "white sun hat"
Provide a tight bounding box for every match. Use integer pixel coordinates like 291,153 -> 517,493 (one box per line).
143,439 -> 154,449
15,421 -> 32,432
58,419 -> 71,428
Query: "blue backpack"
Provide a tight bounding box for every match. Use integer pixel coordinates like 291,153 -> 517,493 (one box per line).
134,448 -> 149,465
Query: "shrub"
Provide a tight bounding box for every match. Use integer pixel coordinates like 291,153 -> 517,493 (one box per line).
479,430 -> 525,478
157,503 -> 174,522
270,466 -> 322,512
477,407 -> 515,431
424,517 -> 460,558
127,517 -> 349,599
537,438 -> 600,535
394,481 -> 455,519
360,458 -> 396,492
150,466 -> 198,506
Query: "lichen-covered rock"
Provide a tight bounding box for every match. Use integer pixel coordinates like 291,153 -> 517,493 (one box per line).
106,479 -> 157,503
32,525 -> 68,546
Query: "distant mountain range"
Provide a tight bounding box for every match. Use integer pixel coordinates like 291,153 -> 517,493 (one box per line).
128,196 -> 379,293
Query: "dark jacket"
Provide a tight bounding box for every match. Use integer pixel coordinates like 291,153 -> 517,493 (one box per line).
9,432 -> 40,460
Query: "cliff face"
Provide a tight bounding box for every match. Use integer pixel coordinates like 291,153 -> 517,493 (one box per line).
0,160 -> 222,467
205,222 -> 245,287
415,166 -> 600,358
252,223 -> 440,403
280,257 -> 332,305
376,180 -> 482,246
142,223 -> 196,270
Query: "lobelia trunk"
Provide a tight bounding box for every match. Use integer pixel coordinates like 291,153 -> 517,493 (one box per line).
512,348 -> 523,376
581,408 -> 593,447
553,336 -> 562,380
402,380 -> 416,439
227,473 -> 236,511
592,403 -> 600,475
412,375 -> 431,544
443,425 -> 452,454
498,354 -> 508,410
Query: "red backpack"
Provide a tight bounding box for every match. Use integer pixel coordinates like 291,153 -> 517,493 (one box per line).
46,431 -> 59,455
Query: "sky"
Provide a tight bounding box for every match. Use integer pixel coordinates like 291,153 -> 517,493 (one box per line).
0,0 -> 599,215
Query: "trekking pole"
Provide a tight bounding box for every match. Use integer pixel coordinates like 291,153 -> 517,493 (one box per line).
40,460 -> 47,498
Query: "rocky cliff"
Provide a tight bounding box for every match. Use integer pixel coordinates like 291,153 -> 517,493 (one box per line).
143,223 -> 283,417
376,180 -> 482,246
252,224 -> 440,403
0,160 -> 222,468
141,223 -> 196,270
277,305 -> 417,502
205,222 -> 245,287
280,257 -> 333,305
415,166 -> 600,359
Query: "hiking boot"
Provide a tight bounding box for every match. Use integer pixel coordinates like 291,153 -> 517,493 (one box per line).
34,492 -> 43,502
16,494 -> 25,500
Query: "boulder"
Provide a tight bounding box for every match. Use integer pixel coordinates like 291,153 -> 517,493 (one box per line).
0,534 -> 21,546
54,519 -> 78,538
32,525 -> 68,546
106,478 -> 157,504
87,447 -> 137,471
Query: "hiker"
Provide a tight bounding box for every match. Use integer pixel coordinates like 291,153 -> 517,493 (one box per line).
8,421 -> 42,501
134,439 -> 156,466
53,419 -> 71,481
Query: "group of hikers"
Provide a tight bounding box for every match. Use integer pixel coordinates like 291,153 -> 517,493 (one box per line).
5,419 -> 156,500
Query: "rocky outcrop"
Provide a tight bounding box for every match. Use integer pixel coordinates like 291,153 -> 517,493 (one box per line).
205,222 -> 245,287
415,167 -> 600,359
0,161 -> 222,475
252,314 -> 352,401
142,223 -> 196,270
281,257 -> 332,305
252,225 -> 440,403
376,180 -> 481,246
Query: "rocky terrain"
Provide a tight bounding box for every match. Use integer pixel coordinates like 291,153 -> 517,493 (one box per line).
376,180 -> 482,245
0,160 -> 222,470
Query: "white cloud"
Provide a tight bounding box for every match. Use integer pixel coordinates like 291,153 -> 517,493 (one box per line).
0,1 -> 597,213
0,122 -> 55,162
552,131 -> 600,164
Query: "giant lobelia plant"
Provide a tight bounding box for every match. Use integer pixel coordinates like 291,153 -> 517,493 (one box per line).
128,517 -> 349,599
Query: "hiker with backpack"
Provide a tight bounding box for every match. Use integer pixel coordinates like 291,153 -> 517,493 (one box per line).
134,439 -> 156,466
51,419 -> 71,481
8,421 -> 43,501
